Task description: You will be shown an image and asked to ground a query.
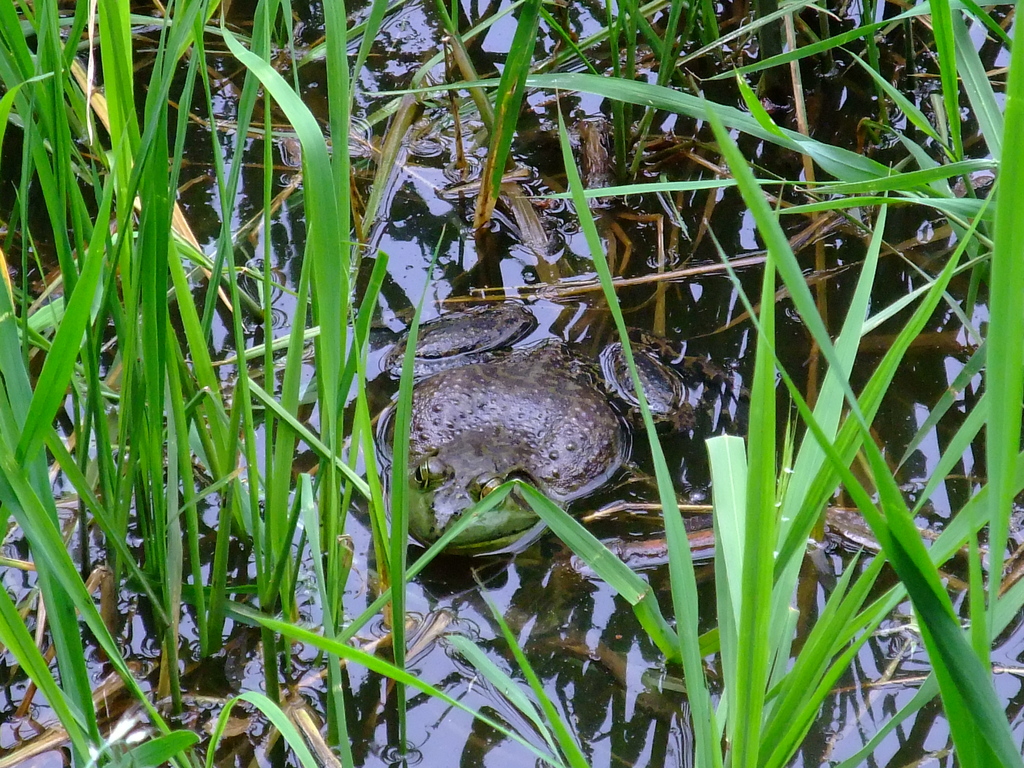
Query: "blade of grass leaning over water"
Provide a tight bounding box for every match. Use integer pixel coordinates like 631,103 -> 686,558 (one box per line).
0,419 -> 186,757
519,485 -> 683,660
529,73 -> 889,182
447,634 -> 564,758
334,485 -> 527,643
485,597 -> 590,768
205,692 -> 322,768
0,566 -> 93,756
556,101 -> 720,767
231,607 -> 574,767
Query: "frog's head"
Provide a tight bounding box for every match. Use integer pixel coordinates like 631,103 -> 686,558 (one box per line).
405,432 -> 547,555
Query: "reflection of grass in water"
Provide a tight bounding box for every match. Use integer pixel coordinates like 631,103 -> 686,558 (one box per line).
0,1 -> 1021,766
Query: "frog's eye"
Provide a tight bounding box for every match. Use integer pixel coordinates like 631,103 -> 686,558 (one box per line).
505,470 -> 532,486
469,473 -> 505,501
479,475 -> 505,498
414,456 -> 449,489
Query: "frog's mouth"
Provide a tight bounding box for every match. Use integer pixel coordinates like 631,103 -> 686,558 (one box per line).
406,462 -> 548,555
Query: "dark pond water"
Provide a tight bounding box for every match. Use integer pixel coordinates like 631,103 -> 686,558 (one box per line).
2,1 -> 1021,767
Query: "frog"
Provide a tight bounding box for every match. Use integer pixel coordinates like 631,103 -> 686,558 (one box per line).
377,303 -> 711,556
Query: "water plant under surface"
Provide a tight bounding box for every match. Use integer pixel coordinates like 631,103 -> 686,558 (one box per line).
0,0 -> 1021,766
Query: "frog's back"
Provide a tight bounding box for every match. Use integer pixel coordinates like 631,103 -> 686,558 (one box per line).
408,343 -> 628,501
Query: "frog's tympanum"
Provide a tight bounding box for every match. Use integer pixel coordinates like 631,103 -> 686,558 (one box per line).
378,304 -> 702,555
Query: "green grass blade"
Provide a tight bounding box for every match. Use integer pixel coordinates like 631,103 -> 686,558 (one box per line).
205,692 -> 322,768
474,0 -> 541,227
351,0 -> 393,89
556,101 -> 718,766
837,450 -> 1024,767
952,13 -> 1002,157
707,436 -> 747,619
707,435 -> 746,727
485,598 -> 589,768
124,731 -> 200,768
298,472 -> 354,766
929,0 -> 964,158
247,380 -> 370,496
447,636 -> 562,756
897,344 -> 985,468
908,397 -> 986,519
847,51 -> 945,150
529,72 -> 889,181
799,159 -> 994,195
984,0 -> 1024,640
16,176 -> 113,463
519,484 -> 681,660
780,194 -> 988,220
231,607 -> 571,766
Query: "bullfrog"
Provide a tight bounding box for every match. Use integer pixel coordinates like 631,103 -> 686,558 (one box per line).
377,304 -> 701,555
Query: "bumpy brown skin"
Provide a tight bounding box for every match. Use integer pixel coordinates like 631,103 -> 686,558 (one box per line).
405,342 -> 629,553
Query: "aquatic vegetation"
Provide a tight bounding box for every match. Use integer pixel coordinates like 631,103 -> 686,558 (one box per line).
0,0 -> 1018,766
